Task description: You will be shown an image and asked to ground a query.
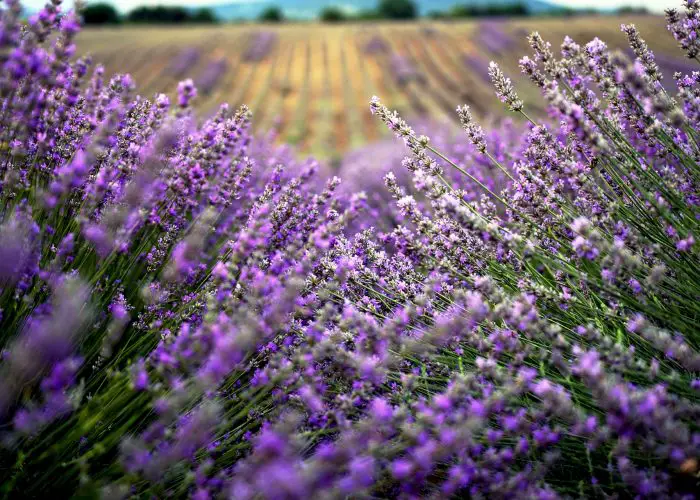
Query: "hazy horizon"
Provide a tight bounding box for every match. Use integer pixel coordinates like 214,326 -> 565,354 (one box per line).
22,0 -> 683,15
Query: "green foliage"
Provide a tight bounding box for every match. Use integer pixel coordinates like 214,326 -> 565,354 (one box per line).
377,0 -> 417,20
427,9 -> 448,19
259,6 -> 285,23
425,3 -> 609,20
448,2 -> 529,17
617,6 -> 650,15
354,8 -> 383,20
81,3 -> 121,25
319,6 -> 347,23
79,3 -> 219,25
126,5 -> 218,24
542,6 -> 601,17
127,5 -> 190,23
191,8 -> 219,24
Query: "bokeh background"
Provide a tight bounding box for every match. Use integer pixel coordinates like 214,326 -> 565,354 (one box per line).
57,0 -> 686,159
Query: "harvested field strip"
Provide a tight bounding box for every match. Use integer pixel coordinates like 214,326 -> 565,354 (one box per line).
299,37 -> 325,153
258,39 -> 296,133
339,40 -> 368,148
326,32 -> 351,157
402,37 -> 461,120
284,40 -> 311,146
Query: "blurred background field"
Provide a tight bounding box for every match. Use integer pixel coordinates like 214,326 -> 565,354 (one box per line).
76,14 -> 682,159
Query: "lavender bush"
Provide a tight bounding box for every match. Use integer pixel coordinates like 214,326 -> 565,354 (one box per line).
339,118 -> 519,234
0,0 -> 699,498
0,1 -> 359,495
243,31 -> 277,62
363,34 -> 390,54
476,20 -> 517,56
168,47 -> 200,78
463,51 -> 493,83
390,54 -> 426,87
196,57 -> 227,95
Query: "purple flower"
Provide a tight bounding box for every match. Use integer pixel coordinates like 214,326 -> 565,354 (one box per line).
391,459 -> 414,480
177,78 -> 197,108
575,350 -> 603,380
370,397 -> 394,422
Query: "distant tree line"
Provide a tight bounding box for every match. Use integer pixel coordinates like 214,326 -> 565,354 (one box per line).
428,3 -> 529,19
81,0 -> 651,26
128,6 -> 218,23
81,3 -> 219,25
258,6 -> 285,23
312,0 -> 649,23
425,2 -> 649,21
263,0 -> 417,23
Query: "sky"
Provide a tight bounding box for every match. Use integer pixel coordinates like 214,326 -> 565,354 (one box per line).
20,0 -> 684,14
551,0 -> 681,11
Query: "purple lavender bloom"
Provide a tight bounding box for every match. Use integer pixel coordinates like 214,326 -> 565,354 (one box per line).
0,210 -> 39,285
177,78 -> 197,108
390,55 -> 425,87
243,31 -> 277,62
462,53 -> 492,83
196,57 -> 227,95
363,34 -> 389,54
0,278 -> 90,417
0,3 -> 698,499
476,21 -> 516,56
168,47 -> 200,78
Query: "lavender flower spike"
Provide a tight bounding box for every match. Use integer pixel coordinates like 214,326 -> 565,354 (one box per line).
456,105 -> 486,153
488,61 -> 524,112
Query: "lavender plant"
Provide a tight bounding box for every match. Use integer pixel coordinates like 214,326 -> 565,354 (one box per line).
476,20 -> 517,57
168,47 -> 201,78
339,118 -> 519,234
356,8 -> 700,496
196,57 -> 227,95
0,1 -> 358,495
242,31 -> 277,62
390,54 -> 426,87
363,34 -> 390,55
0,0 -> 699,498
463,52 -> 493,83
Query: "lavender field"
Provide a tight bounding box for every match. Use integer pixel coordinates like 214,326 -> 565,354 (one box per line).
75,14 -> 686,158
0,0 -> 699,498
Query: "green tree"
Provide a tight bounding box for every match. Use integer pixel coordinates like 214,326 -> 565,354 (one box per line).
191,7 -> 218,23
259,6 -> 284,22
320,6 -> 347,23
617,6 -> 649,15
427,9 -> 448,19
356,9 -> 381,20
81,2 -> 121,25
127,6 -> 189,23
377,0 -> 417,19
449,3 -> 529,18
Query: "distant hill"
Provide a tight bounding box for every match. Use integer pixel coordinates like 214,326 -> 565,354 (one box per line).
207,0 -> 560,21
